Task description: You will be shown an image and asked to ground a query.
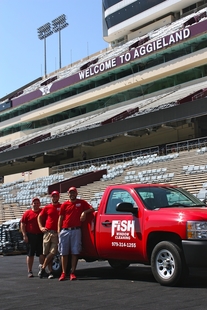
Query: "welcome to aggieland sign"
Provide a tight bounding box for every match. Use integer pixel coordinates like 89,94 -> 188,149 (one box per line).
53,18 -> 207,91
78,28 -> 191,80
12,19 -> 207,107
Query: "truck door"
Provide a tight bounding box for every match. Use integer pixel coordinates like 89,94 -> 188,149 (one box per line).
97,189 -> 143,261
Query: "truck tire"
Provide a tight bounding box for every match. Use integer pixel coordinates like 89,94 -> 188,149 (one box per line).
108,260 -> 130,270
52,253 -> 62,277
52,253 -> 72,277
151,241 -> 187,286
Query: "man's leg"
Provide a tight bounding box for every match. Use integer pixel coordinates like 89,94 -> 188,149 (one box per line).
59,255 -> 68,281
43,253 -> 54,272
58,230 -> 70,281
27,255 -> 34,272
70,229 -> 81,280
39,254 -> 45,265
71,254 -> 78,274
61,255 -> 68,274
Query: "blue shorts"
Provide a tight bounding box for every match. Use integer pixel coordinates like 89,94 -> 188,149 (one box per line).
58,228 -> 82,255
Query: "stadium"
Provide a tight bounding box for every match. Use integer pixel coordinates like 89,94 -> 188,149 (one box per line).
1,0 -> 207,243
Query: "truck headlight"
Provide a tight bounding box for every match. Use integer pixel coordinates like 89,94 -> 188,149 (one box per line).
187,221 -> 207,239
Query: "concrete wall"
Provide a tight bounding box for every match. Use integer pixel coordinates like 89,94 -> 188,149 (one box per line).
4,167 -> 50,183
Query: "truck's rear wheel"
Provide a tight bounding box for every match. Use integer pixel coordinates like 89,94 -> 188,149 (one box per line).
151,241 -> 187,286
108,260 -> 130,270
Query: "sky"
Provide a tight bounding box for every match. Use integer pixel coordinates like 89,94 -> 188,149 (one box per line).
0,0 -> 108,99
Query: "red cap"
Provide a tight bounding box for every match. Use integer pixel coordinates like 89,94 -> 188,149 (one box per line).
68,187 -> 77,193
32,197 -> 40,203
51,190 -> 60,197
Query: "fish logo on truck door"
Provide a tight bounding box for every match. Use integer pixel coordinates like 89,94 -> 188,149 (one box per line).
111,220 -> 135,239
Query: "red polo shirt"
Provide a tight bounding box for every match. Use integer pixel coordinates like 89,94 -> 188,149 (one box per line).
60,199 -> 93,228
39,203 -> 61,231
21,209 -> 42,234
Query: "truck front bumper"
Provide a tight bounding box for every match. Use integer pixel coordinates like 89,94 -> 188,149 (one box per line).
182,240 -> 207,267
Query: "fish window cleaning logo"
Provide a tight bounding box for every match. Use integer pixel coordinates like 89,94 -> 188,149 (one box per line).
111,220 -> 135,239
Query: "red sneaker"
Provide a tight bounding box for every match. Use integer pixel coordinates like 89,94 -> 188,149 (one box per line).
59,272 -> 66,281
70,273 -> 77,281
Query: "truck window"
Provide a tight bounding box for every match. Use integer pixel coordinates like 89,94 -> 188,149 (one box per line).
106,189 -> 136,214
134,186 -> 204,210
138,191 -> 158,210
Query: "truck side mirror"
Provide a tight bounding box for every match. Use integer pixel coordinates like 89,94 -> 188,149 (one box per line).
116,202 -> 138,215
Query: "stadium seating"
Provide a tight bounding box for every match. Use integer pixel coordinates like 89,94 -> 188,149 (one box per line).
1,144 -> 207,224
1,76 -> 206,155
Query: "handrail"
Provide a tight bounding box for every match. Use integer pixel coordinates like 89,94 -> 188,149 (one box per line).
51,146 -> 159,174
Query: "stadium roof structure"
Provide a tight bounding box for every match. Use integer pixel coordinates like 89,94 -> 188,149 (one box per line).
102,0 -> 203,45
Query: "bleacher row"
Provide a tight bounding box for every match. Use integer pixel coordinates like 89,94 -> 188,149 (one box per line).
123,169 -> 174,184
183,165 -> 207,174
0,174 -> 65,207
100,153 -> 178,182
1,147 -> 207,224
73,149 -> 207,208
83,150 -> 207,207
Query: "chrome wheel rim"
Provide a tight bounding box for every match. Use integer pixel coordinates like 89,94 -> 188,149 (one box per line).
155,249 -> 175,279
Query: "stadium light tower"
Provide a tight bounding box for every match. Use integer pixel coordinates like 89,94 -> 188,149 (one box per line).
37,22 -> 53,76
52,14 -> 69,69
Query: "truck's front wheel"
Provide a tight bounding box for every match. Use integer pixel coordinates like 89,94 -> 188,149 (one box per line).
151,241 -> 186,286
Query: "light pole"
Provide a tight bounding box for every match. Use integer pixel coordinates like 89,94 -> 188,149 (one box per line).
52,14 -> 69,69
37,22 -> 53,77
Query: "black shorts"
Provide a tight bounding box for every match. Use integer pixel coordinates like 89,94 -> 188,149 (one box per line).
26,233 -> 43,257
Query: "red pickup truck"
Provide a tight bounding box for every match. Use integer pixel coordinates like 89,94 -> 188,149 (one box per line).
53,183 -> 207,286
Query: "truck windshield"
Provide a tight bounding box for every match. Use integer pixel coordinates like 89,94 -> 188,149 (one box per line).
134,186 -> 206,210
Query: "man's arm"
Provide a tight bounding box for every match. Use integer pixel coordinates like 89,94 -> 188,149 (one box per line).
58,214 -> 63,234
80,205 -> 94,222
20,222 -> 28,243
37,214 -> 47,233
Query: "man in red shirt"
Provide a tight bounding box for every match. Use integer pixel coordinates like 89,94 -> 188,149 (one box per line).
58,186 -> 94,281
38,191 -> 61,279
21,197 -> 44,278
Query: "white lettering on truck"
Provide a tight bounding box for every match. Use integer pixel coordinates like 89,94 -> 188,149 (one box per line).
111,220 -> 135,239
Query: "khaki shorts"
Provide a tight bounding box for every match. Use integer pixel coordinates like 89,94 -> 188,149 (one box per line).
43,231 -> 58,255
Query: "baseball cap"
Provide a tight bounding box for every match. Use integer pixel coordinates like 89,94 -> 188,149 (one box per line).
68,187 -> 77,193
51,190 -> 60,197
32,197 -> 40,204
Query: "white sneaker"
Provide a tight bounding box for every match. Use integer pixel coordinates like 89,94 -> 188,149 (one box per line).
48,272 -> 54,279
38,264 -> 42,276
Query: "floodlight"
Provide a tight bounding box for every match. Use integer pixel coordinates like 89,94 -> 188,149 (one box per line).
37,22 -> 53,40
52,14 -> 68,32
52,14 -> 69,69
37,15 -> 68,75
37,22 -> 53,76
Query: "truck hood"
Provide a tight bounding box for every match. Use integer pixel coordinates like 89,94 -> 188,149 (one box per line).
156,206 -> 207,221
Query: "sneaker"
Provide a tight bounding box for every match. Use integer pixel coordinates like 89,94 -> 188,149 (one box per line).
48,272 -> 54,279
39,267 -> 48,278
70,273 -> 77,281
28,271 -> 34,278
59,272 -> 66,281
38,264 -> 42,276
